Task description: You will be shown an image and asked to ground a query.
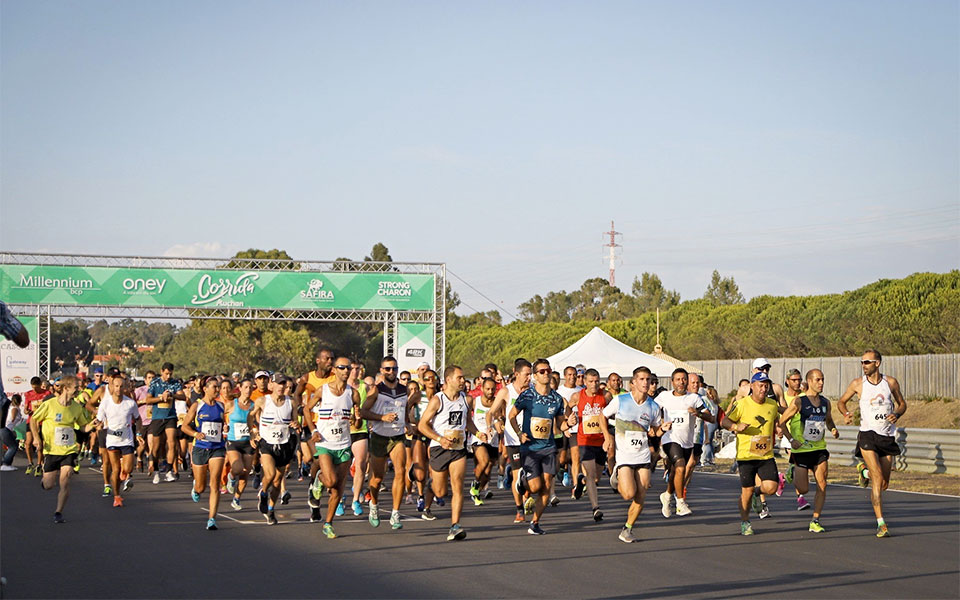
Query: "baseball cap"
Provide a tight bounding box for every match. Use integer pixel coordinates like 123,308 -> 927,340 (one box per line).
752,358 -> 771,370
417,361 -> 430,369
93,366 -> 104,374
786,368 -> 801,378
271,373 -> 287,384
751,372 -> 771,383
106,367 -> 122,377
255,370 -> 271,379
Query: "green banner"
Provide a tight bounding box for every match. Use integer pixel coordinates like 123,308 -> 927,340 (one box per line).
0,265 -> 435,311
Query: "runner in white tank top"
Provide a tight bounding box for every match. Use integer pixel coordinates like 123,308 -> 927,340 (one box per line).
249,379 -> 301,525
488,359 -> 533,523
838,350 -> 907,538
466,377 -> 501,506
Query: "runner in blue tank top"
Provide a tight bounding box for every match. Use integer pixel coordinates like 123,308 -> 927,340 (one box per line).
224,378 -> 256,511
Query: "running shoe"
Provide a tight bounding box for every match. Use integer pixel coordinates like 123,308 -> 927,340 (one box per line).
660,491 -> 672,518
0,465 -> 16,472
857,462 -> 869,488
447,523 -> 467,541
514,469 -> 527,495
523,496 -> 536,515
785,464 -> 794,485
527,522 -> 545,535
102,485 -> 112,497
335,501 -> 345,517
266,510 -> 278,525
113,496 -> 124,508
231,497 -> 242,511
470,481 -> 480,499
759,503 -> 771,519
307,491 -> 320,509
281,490 -> 291,505
416,495 -> 425,512
24,464 -> 34,475
808,520 -> 825,533
513,512 -> 525,524
797,495 -> 811,511
322,523 -> 336,539
751,493 -> 762,515
122,478 -> 133,492
90,456 -> 98,467
165,471 -> 177,483
549,495 -> 560,507
562,471 -> 572,488
472,495 -> 484,507
310,507 -> 322,523
676,499 -> 693,516
368,504 -> 380,527
483,490 -> 494,500
592,507 -> 604,522
310,475 -> 324,501
421,508 -> 437,521
573,474 -> 586,500
876,523 -> 890,538
776,473 -> 785,497
153,472 -> 161,485
73,461 -> 81,474
619,526 -> 637,543
497,475 -> 504,489
207,518 -> 217,531
258,490 -> 269,514
226,475 -> 236,494
352,500 -> 363,516
54,512 -> 65,524
740,521 -> 754,536
435,495 -> 445,507
390,511 -> 402,530
191,489 -> 201,503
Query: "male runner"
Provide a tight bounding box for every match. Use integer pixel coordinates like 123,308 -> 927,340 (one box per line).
29,376 -> 93,523
780,368 -> 808,506
308,357 -> 360,539
838,350 -> 907,537
655,368 -> 714,517
467,377 -> 500,506
488,358 -> 532,523
419,365 -> 480,541
509,359 -> 568,535
361,356 -> 421,530
294,349 -> 335,489
568,368 -> 608,521
779,368 -> 840,532
602,366 -> 663,543
23,377 -> 52,475
721,372 -> 780,535
249,374 -> 301,525
143,362 -> 185,483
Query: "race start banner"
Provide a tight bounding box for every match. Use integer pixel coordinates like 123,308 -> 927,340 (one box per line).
0,265 -> 435,312
1,315 -> 38,398
396,323 -> 435,373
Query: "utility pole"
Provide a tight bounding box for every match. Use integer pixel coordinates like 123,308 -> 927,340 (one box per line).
603,220 -> 622,286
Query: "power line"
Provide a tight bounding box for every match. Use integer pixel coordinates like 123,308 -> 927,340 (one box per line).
447,269 -> 520,321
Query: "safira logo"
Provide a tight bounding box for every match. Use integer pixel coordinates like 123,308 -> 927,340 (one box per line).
300,279 -> 334,301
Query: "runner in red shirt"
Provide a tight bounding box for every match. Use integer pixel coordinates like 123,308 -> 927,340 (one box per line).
567,368 -> 609,522
23,376 -> 52,475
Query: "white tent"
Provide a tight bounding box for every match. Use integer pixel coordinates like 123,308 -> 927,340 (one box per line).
545,327 -> 679,378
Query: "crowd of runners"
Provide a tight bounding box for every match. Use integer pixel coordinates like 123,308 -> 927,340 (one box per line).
1,346 -> 906,543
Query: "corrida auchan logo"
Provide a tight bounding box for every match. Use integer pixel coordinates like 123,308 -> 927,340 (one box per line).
191,272 -> 259,307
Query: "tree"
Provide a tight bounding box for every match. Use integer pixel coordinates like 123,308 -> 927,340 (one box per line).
703,270 -> 744,306
51,319 -> 95,370
632,272 -> 680,312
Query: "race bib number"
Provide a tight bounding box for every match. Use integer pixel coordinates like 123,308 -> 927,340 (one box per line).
625,429 -> 648,448
669,411 -> 687,426
263,423 -> 289,445
870,406 -> 889,422
54,426 -> 76,448
201,421 -> 223,440
582,414 -> 603,435
145,406 -> 153,420
325,420 -> 348,444
531,417 -> 552,440
443,429 -> 465,450
108,427 -> 126,438
233,423 -> 250,439
749,435 -> 770,457
804,420 -> 826,442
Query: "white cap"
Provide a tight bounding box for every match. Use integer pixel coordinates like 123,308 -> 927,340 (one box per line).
752,358 -> 771,370
417,361 -> 430,369
255,370 -> 270,379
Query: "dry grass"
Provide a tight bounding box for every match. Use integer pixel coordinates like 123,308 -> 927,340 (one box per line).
702,459 -> 960,496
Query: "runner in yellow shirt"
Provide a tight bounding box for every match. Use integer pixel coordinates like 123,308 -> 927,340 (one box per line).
29,375 -> 94,523
721,372 -> 783,536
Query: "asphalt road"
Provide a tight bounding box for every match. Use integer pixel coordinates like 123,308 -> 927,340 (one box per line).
1,455 -> 958,599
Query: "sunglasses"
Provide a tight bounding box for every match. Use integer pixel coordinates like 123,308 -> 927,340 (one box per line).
382,366 -> 398,372
334,365 -> 351,370
535,369 -> 551,375
861,360 -> 877,365
759,366 -> 771,372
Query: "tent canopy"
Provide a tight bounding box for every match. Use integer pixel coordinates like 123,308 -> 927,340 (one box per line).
545,327 -> 679,378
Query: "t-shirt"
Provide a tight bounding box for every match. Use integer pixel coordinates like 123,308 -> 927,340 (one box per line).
514,387 -> 564,452
32,398 -> 93,456
726,396 -> 779,461
603,393 -> 662,466
576,390 -> 608,447
655,391 -> 706,449
148,378 -> 183,420
96,392 -> 139,448
23,390 -> 50,421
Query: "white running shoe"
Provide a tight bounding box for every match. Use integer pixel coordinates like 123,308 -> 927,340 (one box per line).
660,491 -> 672,518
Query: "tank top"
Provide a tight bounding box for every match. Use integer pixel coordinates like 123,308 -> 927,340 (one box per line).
789,394 -> 829,452
469,397 -> 498,447
576,391 -> 608,447
859,375 -> 896,436
369,382 -> 408,437
315,383 -> 353,451
259,396 -> 293,445
227,398 -> 253,441
428,391 -> 467,451
349,381 -> 368,434
502,383 -> 524,447
194,401 -> 226,449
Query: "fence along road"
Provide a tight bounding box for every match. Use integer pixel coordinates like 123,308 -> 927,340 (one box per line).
687,353 -> 959,398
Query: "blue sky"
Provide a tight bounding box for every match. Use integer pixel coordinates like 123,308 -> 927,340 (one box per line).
2,1 -> 957,321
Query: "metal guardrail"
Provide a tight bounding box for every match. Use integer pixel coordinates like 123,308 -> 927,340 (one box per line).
718,426 -> 960,475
